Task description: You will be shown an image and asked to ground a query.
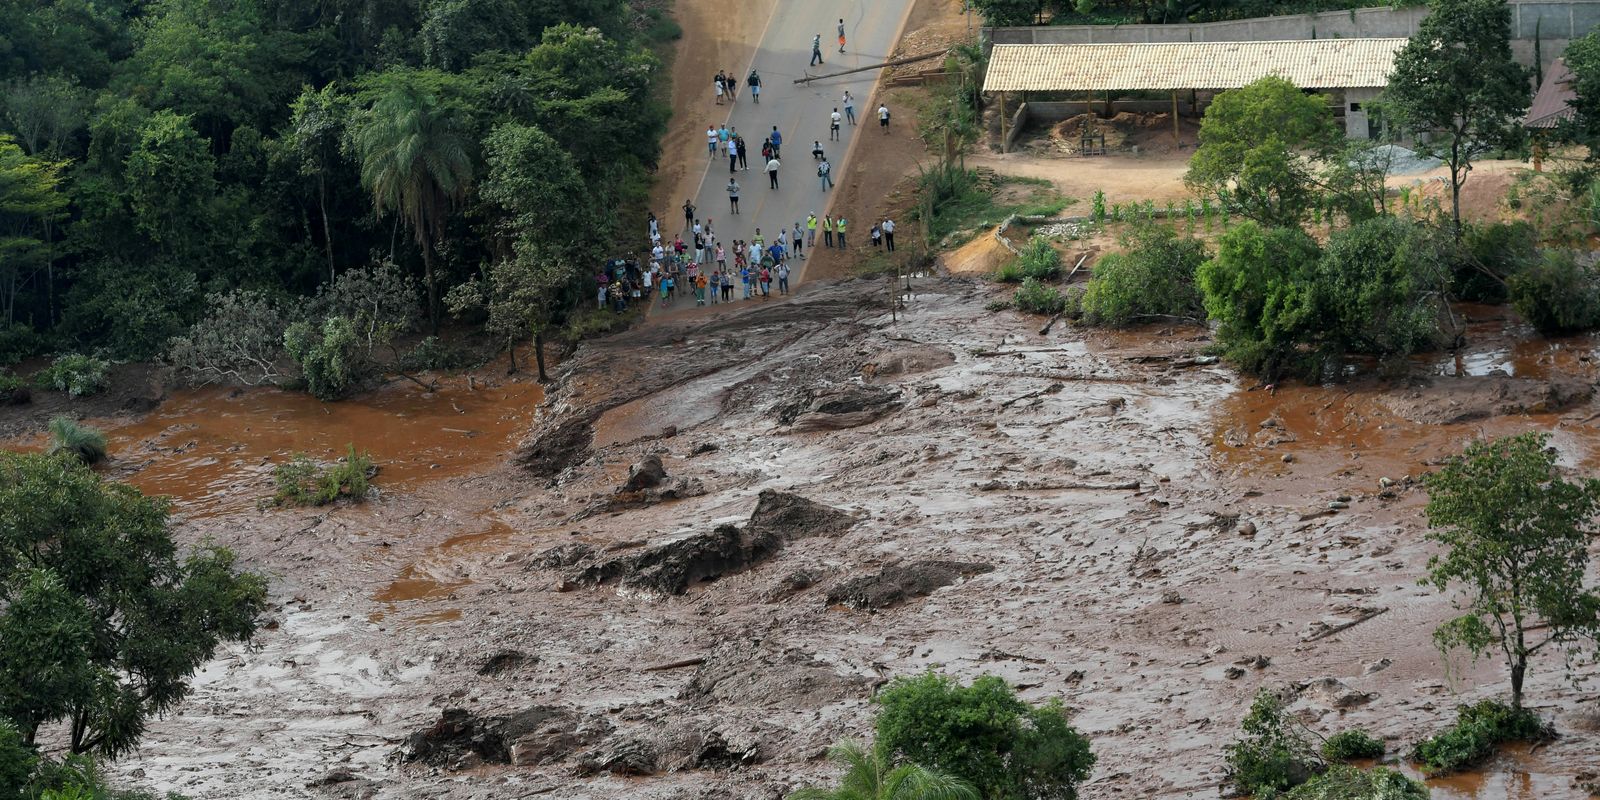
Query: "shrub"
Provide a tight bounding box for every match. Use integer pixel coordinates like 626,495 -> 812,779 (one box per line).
271,445 -> 374,507
1412,700 -> 1552,775
0,373 -> 30,405
283,316 -> 366,401
35,354 -> 110,397
397,336 -> 477,372
46,417 -> 108,465
1013,278 -> 1066,315
168,290 -> 290,387
996,236 -> 1061,283
875,673 -> 1094,800
1283,765 -> 1428,800
1454,220 -> 1538,303
1321,729 -> 1385,762
1081,225 -> 1207,326
1312,216 -> 1450,361
1508,250 -> 1600,335
1197,222 -> 1322,378
0,721 -> 35,800
1224,690 -> 1324,797
0,323 -> 45,367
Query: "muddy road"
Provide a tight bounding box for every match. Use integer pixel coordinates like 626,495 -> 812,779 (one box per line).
16,274 -> 1579,798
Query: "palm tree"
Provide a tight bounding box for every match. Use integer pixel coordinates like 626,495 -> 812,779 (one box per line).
788,740 -> 978,800
353,81 -> 472,331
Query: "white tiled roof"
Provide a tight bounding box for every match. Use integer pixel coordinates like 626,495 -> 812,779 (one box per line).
983,38 -> 1407,92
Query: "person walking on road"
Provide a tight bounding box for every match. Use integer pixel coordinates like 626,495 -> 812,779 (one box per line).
748,69 -> 761,103
792,222 -> 806,259
769,126 -> 783,156
829,108 -> 842,140
766,155 -> 781,189
718,124 -> 730,153
817,158 -> 833,191
727,178 -> 741,214
811,34 -> 824,66
878,104 -> 890,133
837,18 -> 847,52
823,216 -> 834,247
714,72 -> 725,105
843,91 -> 856,125
706,125 -> 717,156
883,218 -> 896,251
736,135 -> 749,170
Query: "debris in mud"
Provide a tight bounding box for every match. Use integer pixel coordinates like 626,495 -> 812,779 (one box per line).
864,345 -> 956,379
621,454 -> 667,491
1382,375 -> 1593,424
826,560 -> 995,610
575,726 -> 763,776
516,412 -> 597,479
976,478 -> 1139,492
688,441 -> 720,456
779,384 -> 904,431
544,491 -> 858,595
682,642 -> 873,708
1295,677 -> 1372,710
399,706 -> 610,768
477,649 -> 533,676
764,569 -> 821,601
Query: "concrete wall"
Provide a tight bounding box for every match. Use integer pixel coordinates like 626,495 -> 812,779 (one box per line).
985,0 -> 1600,71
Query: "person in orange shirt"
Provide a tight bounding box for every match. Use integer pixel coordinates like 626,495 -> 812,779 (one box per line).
694,272 -> 709,306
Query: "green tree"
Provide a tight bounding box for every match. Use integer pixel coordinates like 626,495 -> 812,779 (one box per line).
874,673 -> 1094,800
0,452 -> 268,756
1564,31 -> 1600,154
1423,432 -> 1600,710
284,84 -> 350,281
0,134 -> 68,325
788,740 -> 979,800
1223,689 -> 1324,797
1081,225 -> 1207,325
0,720 -> 34,799
351,74 -> 473,331
1311,215 -> 1449,362
1195,221 -> 1321,378
1507,250 -> 1600,335
971,0 -> 1046,25
2,73 -> 91,157
1385,0 -> 1530,238
1186,76 -> 1342,226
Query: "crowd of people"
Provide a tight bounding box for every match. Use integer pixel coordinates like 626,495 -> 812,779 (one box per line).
596,42 -> 901,315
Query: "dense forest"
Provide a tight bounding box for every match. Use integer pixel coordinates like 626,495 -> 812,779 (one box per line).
971,0 -> 1423,26
0,0 -> 670,370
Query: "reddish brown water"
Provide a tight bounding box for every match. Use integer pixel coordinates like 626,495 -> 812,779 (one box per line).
63,376 -> 541,516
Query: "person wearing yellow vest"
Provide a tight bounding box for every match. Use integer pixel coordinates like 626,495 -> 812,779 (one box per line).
836,217 -> 848,249
823,216 -> 835,248
805,214 -> 818,248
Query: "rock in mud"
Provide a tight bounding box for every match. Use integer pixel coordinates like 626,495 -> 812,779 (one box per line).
477,649 -> 532,676
682,643 -> 873,709
864,345 -> 956,379
621,454 -> 667,492
1296,677 -> 1372,710
1382,375 -> 1593,424
826,560 -> 995,610
575,725 -> 762,777
781,384 -> 904,431
545,491 -> 857,595
517,413 -> 597,479
400,706 -> 608,769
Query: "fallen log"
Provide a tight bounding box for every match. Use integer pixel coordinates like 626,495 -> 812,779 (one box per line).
793,50 -> 948,83
641,656 -> 706,672
1302,607 -> 1389,642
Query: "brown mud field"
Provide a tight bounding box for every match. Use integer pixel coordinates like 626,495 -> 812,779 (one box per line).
3,271 -> 1591,798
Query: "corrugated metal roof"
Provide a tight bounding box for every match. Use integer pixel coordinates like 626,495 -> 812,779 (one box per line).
1524,57 -> 1575,129
983,39 -> 1408,92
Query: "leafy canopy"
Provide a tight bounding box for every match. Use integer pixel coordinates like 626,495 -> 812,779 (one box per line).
0,452 -> 268,757
1195,221 -> 1321,378
874,673 -> 1094,800
1423,432 -> 1600,710
1081,224 -> 1207,326
787,740 -> 979,800
1186,76 -> 1342,226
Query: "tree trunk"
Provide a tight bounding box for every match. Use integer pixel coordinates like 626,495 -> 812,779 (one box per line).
534,331 -> 549,382
420,235 -> 439,334
1449,137 -> 1465,240
507,336 -> 518,373
1510,659 -> 1525,711
320,173 -> 334,282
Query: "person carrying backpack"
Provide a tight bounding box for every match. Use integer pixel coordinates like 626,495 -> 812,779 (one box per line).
818,158 -> 833,191
748,70 -> 762,103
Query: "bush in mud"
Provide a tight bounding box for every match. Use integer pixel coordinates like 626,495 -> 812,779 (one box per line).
34,353 -> 109,397
1411,700 -> 1552,775
283,316 -> 369,401
996,236 -> 1061,283
1281,765 -> 1428,799
46,416 -> 108,465
270,444 -> 374,507
1224,689 -> 1325,797
874,672 -> 1095,800
1197,222 -> 1323,379
1507,250 -> 1600,335
168,289 -> 290,387
0,373 -> 29,405
1012,278 -> 1066,315
1311,216 -> 1450,363
1081,224 -> 1207,326
1453,220 -> 1539,303
1320,729 -> 1385,762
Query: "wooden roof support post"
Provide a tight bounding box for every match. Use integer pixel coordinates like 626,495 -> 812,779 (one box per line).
1171,91 -> 1180,146
999,92 -> 1009,153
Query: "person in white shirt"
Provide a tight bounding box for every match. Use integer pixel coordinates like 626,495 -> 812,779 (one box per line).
707,126 -> 717,155
766,156 -> 781,189
829,108 -> 842,141
843,90 -> 856,125
878,104 -> 890,133
883,218 -> 896,252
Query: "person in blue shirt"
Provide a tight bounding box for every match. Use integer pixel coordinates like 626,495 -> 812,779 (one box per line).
769,126 -> 782,157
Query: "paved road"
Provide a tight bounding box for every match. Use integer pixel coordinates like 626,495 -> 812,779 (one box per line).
671,0 -> 917,288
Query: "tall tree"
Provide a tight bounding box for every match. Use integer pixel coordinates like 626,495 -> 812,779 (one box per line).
285,84 -> 349,281
1423,432 -> 1600,710
1185,76 -> 1343,226
0,452 -> 268,756
787,740 -> 979,800
0,134 -> 68,325
1562,30 -> 1600,155
1385,0 -> 1530,238
352,75 -> 472,330
2,73 -> 90,157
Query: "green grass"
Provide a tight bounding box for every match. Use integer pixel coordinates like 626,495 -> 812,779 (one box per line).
271,444 -> 374,507
916,166 -> 1071,246
1321,729 -> 1385,762
47,416 -> 108,465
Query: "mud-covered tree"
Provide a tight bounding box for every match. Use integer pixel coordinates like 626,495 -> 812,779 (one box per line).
786,740 -> 978,800
1224,689 -> 1325,796
167,289 -> 290,386
1423,432 -> 1600,711
1185,76 -> 1342,226
1385,0 -> 1530,238
0,452 -> 268,757
874,673 -> 1094,800
1195,221 -> 1322,378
